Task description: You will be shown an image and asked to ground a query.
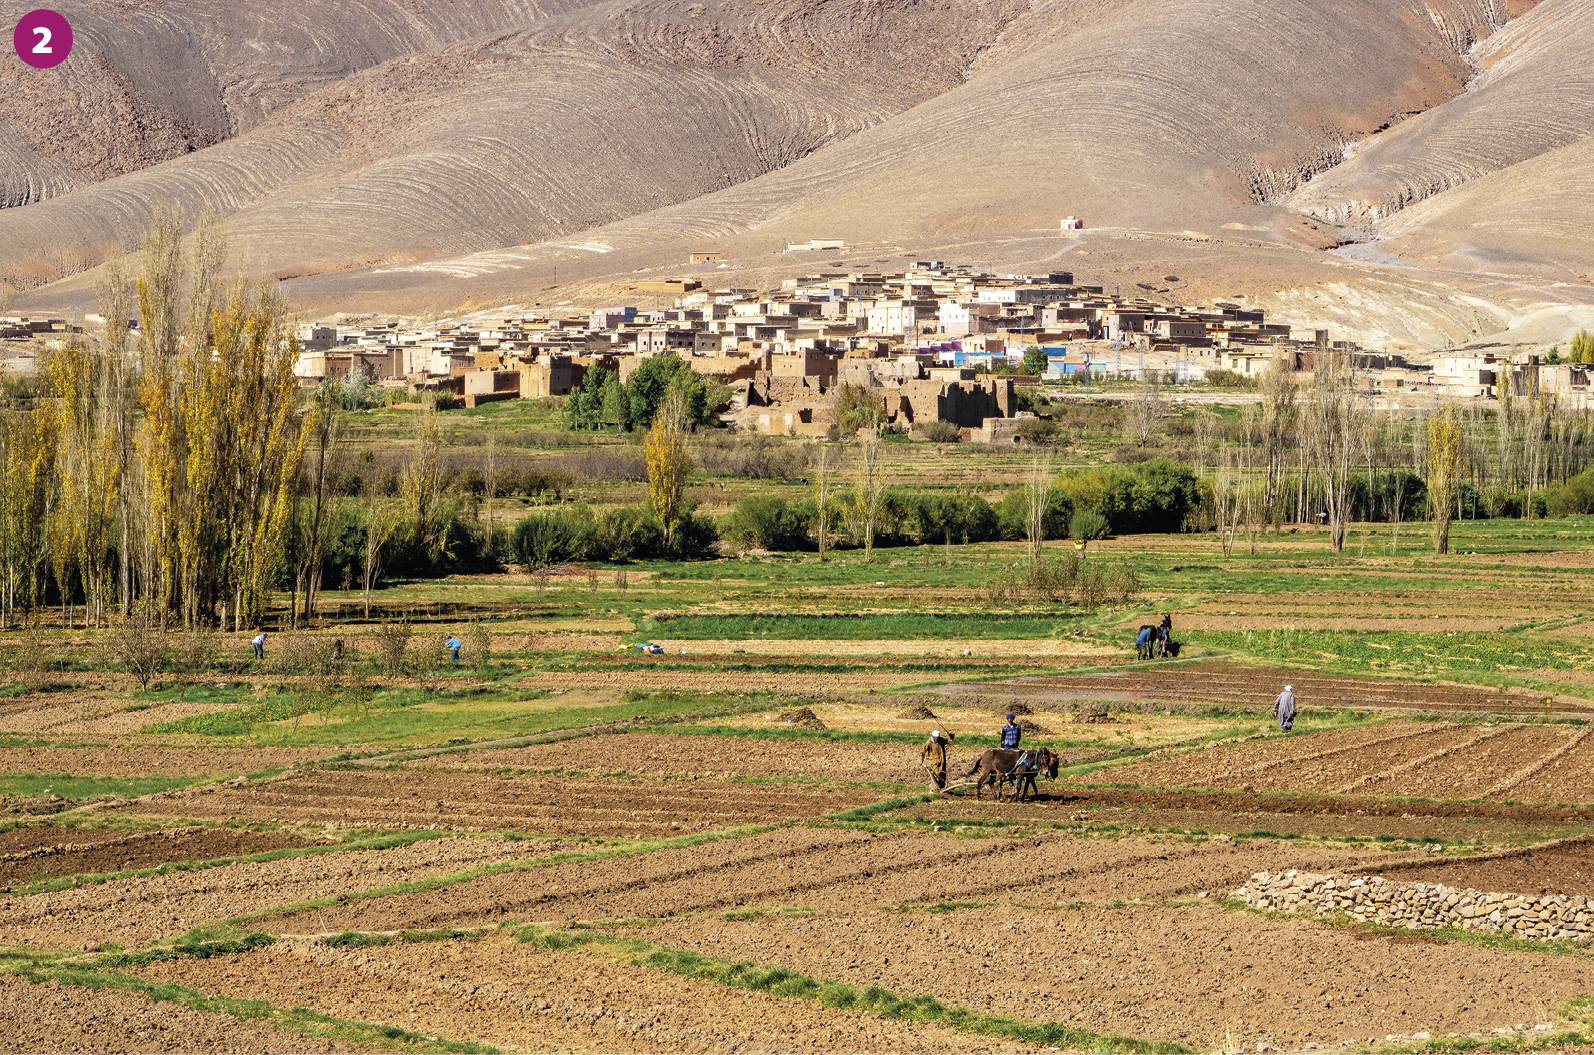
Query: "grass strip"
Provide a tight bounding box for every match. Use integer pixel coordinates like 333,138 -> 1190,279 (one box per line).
515,923 -> 1189,1053
9,963 -> 497,1054
826,793 -> 939,822
322,928 -> 482,949
5,829 -> 453,898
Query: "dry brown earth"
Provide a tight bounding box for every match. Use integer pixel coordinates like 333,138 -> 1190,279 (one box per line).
0,973 -> 355,1054
1107,720 -> 1594,803
133,934 -> 1040,1054
254,828 -> 1367,937
953,666 -> 1565,715
0,824 -> 317,889
1368,838 -> 1594,897
125,768 -> 882,836
0,745 -> 324,776
640,902 -> 1594,1052
0,836 -> 549,951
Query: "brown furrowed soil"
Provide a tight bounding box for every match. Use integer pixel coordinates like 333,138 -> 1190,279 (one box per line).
1367,838 -> 1594,898
255,828 -> 1370,938
0,745 -> 325,777
648,637 -> 1116,658
947,665 -> 1571,715
0,836 -> 557,951
522,670 -> 915,692
0,973 -> 355,1054
638,902 -> 1594,1052
125,769 -> 883,836
133,934 -> 1039,1054
1105,720 -> 1594,803
0,824 -> 318,889
0,692 -> 242,736
432,732 -> 928,784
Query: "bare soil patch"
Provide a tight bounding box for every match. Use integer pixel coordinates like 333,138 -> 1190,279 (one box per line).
640,901 -> 1594,1052
133,934 -> 1035,1054
774,707 -> 826,730
255,827 -> 1366,938
430,731 -> 1099,787
1109,721 -> 1594,803
125,768 -> 883,837
0,836 -> 544,951
0,824 -> 317,889
653,637 -> 1117,658
0,973 -> 353,1054
0,745 -> 326,777
947,664 -> 1572,715
1369,838 -> 1594,899
895,704 -> 939,720
523,669 -> 911,692
0,692 -> 242,736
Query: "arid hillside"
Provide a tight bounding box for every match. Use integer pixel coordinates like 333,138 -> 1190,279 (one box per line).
4,0 -> 1590,344
0,0 -> 1026,289
1287,0 -> 1594,230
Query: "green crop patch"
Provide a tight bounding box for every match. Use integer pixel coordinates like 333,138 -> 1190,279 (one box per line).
0,773 -> 216,800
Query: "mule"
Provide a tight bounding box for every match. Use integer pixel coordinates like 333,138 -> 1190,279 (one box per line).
961,748 -> 1061,801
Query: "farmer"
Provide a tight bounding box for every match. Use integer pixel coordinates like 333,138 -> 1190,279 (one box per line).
1000,713 -> 1022,749
1135,625 -> 1152,660
920,729 -> 955,791
1272,684 -> 1296,732
251,631 -> 267,659
445,635 -> 463,664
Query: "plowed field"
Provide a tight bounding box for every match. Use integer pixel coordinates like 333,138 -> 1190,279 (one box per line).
1105,720 -> 1594,803
132,934 -> 1037,1054
0,824 -> 316,889
1368,837 -> 1594,898
638,902 -> 1594,1052
945,665 -> 1567,715
0,745 -> 324,776
253,828 -> 1367,937
0,974 -> 354,1054
0,836 -> 558,951
125,769 -> 882,836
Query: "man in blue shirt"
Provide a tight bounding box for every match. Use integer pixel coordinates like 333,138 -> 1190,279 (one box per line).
1000,713 -> 1022,749
445,636 -> 463,664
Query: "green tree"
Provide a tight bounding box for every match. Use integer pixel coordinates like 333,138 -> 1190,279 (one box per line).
644,388 -> 694,552
626,354 -> 713,430
599,371 -> 630,431
1022,345 -> 1049,376
566,367 -> 608,430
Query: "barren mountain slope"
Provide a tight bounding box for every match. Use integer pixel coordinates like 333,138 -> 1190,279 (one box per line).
1287,0 -> 1594,228
0,0 -> 596,206
1368,135 -> 1594,281
0,0 -> 1026,291
453,0 -> 1516,255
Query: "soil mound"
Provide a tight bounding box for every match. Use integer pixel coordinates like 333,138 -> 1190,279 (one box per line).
1073,709 -> 1124,725
1018,720 -> 1055,735
896,705 -> 939,720
776,707 -> 828,730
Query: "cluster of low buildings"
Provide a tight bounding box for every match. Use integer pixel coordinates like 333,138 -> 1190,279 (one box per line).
288,261 -> 1350,436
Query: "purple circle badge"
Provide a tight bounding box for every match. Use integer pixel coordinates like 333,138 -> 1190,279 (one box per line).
13,9 -> 73,69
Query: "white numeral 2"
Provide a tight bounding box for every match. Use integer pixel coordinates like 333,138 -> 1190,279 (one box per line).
32,27 -> 52,54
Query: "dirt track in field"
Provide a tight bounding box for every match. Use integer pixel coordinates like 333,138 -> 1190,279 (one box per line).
133,934 -> 1039,1055
0,836 -> 557,951
942,664 -> 1576,715
252,827 -> 1376,937
639,902 -> 1594,1052
0,825 -> 318,889
125,768 -> 882,836
1106,720 -> 1594,803
0,974 -> 354,1054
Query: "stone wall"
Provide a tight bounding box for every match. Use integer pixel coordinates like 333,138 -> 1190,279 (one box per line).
1233,870 -> 1594,943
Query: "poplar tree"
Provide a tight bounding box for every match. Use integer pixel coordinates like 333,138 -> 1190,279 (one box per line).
644,388 -> 693,553
1428,404 -> 1465,554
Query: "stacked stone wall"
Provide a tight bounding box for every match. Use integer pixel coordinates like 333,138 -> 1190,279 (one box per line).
1233,870 -> 1593,943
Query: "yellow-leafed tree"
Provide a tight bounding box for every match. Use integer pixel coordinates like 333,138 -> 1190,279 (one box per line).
1427,403 -> 1466,555
644,388 -> 693,554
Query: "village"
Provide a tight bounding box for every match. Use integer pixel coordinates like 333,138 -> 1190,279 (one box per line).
4,258 -> 1590,434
